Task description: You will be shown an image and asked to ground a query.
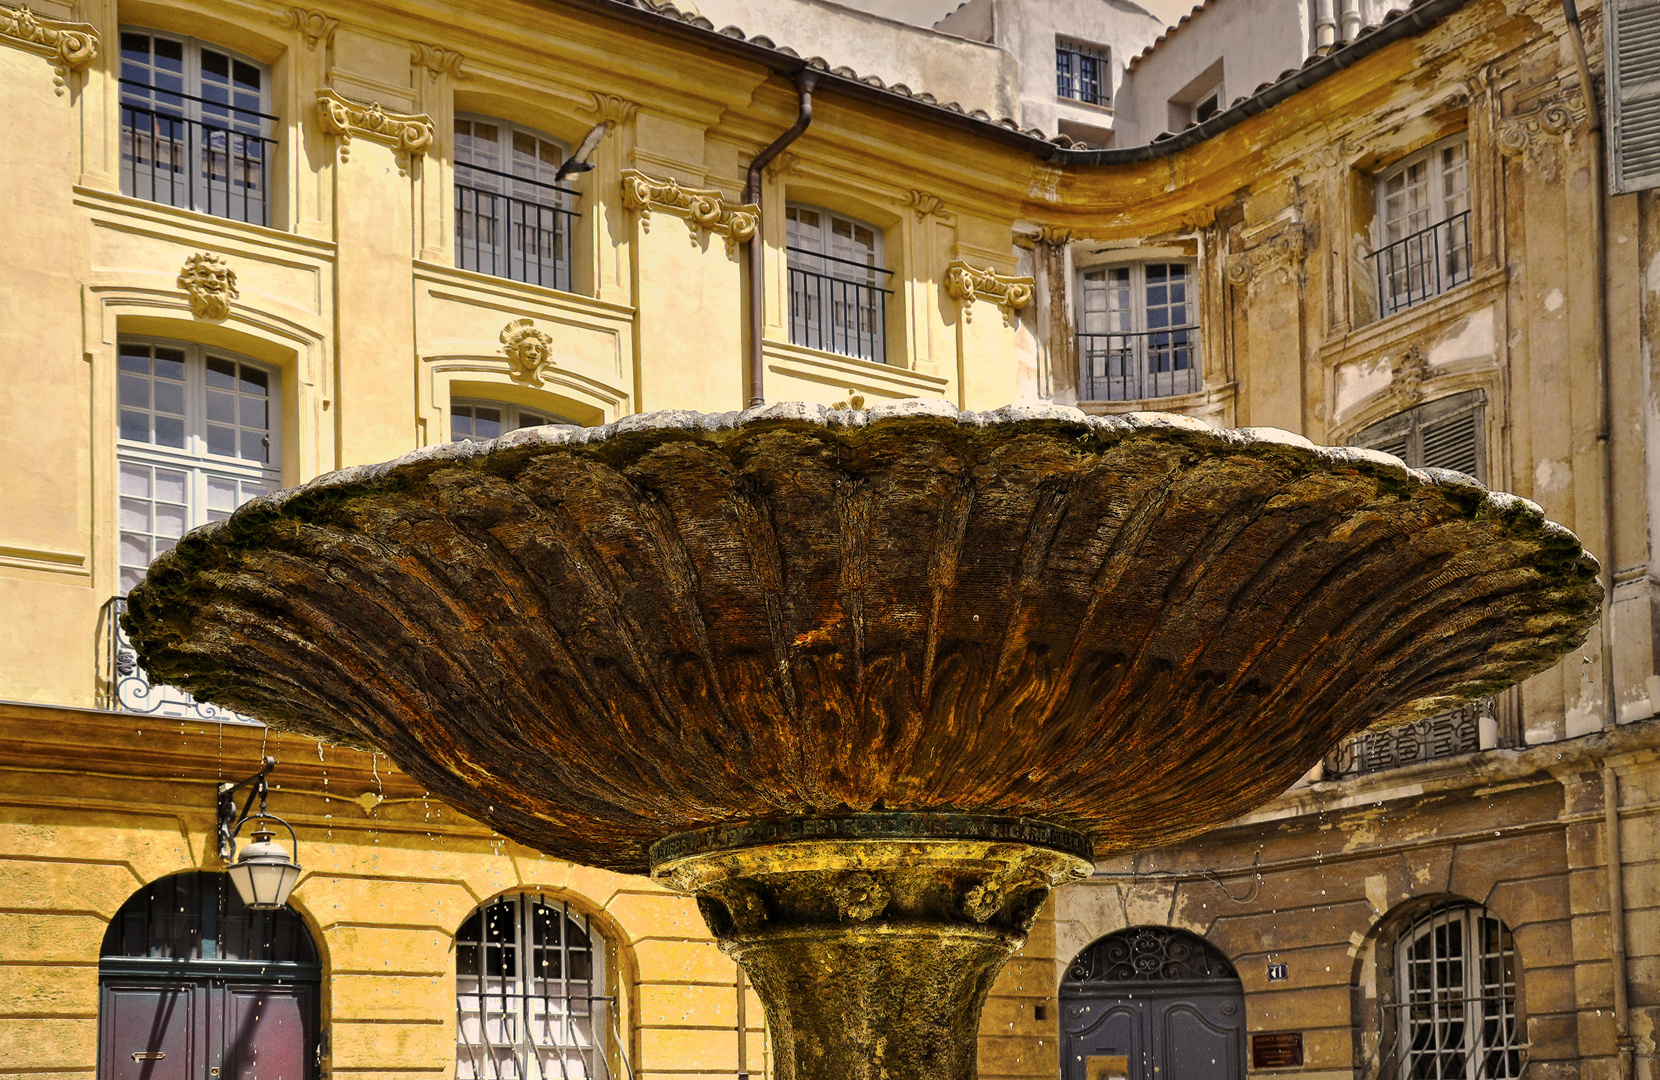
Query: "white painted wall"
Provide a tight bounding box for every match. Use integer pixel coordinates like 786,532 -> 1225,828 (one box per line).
936,0 -> 1165,145
1111,0 -> 1311,145
689,0 -> 1020,120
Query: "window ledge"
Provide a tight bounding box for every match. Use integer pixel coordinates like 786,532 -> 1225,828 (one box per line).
763,339 -> 949,397
1075,383 -> 1224,412
413,260 -> 636,320
72,186 -> 334,259
1054,96 -> 1115,117
1322,264 -> 1506,362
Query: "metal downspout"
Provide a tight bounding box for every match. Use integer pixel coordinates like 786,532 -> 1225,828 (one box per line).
745,72 -> 818,407
1558,0 -> 1617,738
1603,766 -> 1634,1080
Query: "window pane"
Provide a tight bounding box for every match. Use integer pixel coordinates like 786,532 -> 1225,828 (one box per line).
207,357 -> 236,388
153,379 -> 185,416
119,410 -> 150,443
208,388 -> 236,424
155,415 -> 185,448
241,429 -> 267,463
154,350 -> 185,381
207,423 -> 236,457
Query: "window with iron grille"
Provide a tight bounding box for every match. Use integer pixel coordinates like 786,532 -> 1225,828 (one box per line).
455,116 -> 578,293
119,30 -> 276,226
456,893 -> 620,1080
1373,134 -> 1472,317
1056,39 -> 1109,106
1076,261 -> 1200,401
451,399 -> 578,442
1381,903 -> 1522,1080
786,205 -> 893,364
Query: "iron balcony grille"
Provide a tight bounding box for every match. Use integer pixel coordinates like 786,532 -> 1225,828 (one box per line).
102,596 -> 259,724
1373,209 -> 1473,318
119,82 -> 277,227
787,247 -> 894,365
456,163 -> 580,293
1323,698 -> 1490,779
1078,326 -> 1202,401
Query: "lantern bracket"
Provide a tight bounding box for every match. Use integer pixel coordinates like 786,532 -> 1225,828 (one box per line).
218,756 -> 277,861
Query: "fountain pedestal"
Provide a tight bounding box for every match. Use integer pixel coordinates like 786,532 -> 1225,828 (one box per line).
652,816 -> 1093,1080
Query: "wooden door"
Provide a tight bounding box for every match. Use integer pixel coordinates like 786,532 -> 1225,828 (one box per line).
100,975 -> 317,1080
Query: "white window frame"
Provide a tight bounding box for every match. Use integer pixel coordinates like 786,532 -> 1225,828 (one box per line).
1391,904 -> 1522,1080
1075,259 -> 1201,401
1373,133 -> 1472,316
118,28 -> 274,224
456,893 -> 614,1080
784,204 -> 892,365
450,397 -> 577,443
116,337 -> 282,596
454,114 -> 575,292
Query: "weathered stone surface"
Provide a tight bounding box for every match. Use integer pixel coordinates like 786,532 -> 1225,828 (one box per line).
124,405 -> 1603,873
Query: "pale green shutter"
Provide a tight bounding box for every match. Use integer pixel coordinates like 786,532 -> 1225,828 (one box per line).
1608,0 -> 1660,193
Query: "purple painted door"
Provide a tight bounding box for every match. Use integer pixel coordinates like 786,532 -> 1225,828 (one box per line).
102,983 -> 197,1080
100,977 -> 316,1080
220,982 -> 314,1080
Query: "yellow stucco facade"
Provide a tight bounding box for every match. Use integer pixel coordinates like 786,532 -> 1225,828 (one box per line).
1,0 -> 1656,1074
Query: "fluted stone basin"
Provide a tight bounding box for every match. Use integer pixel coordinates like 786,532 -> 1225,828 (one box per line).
124,401 -> 1602,1080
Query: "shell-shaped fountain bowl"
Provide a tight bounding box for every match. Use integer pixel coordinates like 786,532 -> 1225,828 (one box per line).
124,402 -> 1602,872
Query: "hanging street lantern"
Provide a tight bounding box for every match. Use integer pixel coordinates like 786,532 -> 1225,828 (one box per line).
217,756 -> 302,910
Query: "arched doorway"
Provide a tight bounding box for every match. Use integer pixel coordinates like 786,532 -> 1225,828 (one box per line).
99,871 -> 320,1079
1059,926 -> 1245,1080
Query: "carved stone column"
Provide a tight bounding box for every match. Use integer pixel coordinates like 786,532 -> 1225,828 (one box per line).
651,816 -> 1092,1080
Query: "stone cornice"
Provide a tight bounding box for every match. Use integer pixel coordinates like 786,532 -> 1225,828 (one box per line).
0,4 -> 97,94
315,88 -> 435,167
621,169 -> 757,255
944,260 -> 1034,323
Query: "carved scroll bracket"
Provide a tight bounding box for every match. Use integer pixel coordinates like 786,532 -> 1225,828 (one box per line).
412,42 -> 464,82
944,260 -> 1034,325
278,7 -> 337,50
315,88 -> 434,172
904,190 -> 955,224
178,253 -> 238,320
1224,223 -> 1311,288
584,92 -> 638,125
1,4 -> 97,95
621,169 -> 757,256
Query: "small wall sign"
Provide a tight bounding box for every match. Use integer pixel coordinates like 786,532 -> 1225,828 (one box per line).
1251,1031 -> 1305,1069
1084,1055 -> 1129,1080
1267,961 -> 1289,981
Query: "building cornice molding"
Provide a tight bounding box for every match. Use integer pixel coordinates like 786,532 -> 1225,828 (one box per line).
315,88 -> 435,168
620,169 -> 757,255
944,260 -> 1033,323
0,4 -> 97,95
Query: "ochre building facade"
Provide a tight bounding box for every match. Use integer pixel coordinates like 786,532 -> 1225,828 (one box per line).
0,0 -> 1656,1077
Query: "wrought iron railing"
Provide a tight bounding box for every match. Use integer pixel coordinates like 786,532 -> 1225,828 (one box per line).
101,596 -> 259,723
1323,698 -> 1491,779
1372,209 -> 1473,317
457,991 -> 634,1080
456,164 -> 579,293
787,248 -> 893,364
120,83 -> 277,226
1078,326 -> 1202,401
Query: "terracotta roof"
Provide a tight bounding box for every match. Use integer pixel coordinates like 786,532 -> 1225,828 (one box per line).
555,0 -> 1471,159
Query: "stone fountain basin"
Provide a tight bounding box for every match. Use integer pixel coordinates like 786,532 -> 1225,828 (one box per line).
124,401 -> 1602,873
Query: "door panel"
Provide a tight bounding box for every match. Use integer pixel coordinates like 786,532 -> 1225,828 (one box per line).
101,983 -> 196,1080
1157,1000 -> 1241,1079
1062,997 -> 1142,1078
220,982 -> 313,1079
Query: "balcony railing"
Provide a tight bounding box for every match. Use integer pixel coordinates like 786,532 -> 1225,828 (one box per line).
456,164 -> 579,293
1323,698 -> 1492,779
788,248 -> 893,365
1078,326 -> 1202,401
120,83 -> 277,226
101,596 -> 259,724
1372,209 -> 1472,317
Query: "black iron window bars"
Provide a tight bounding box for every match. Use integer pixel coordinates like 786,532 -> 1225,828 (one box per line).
787,247 -> 893,365
120,79 -> 277,226
1056,41 -> 1108,106
1078,325 -> 1202,401
456,162 -> 579,293
1373,208 -> 1473,317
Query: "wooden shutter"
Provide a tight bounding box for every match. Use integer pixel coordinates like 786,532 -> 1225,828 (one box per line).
1608,0 -> 1660,194
1350,389 -> 1486,481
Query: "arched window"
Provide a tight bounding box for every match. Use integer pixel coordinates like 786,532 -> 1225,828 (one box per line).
456,893 -> 618,1079
1077,260 -> 1200,401
785,204 -> 893,364
1059,926 -> 1244,1080
454,115 -> 575,291
1383,903 -> 1521,1080
450,398 -> 578,442
99,872 -> 320,1078
119,30 -> 276,225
